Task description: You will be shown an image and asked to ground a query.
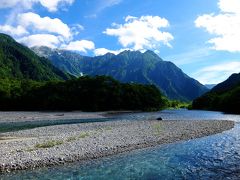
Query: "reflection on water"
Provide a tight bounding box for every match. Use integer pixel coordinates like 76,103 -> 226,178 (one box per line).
1,110 -> 240,179
0,118 -> 111,133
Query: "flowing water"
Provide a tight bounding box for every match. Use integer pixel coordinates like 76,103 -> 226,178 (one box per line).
1,110 -> 240,179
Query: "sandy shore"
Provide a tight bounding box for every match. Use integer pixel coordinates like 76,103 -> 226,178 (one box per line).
0,119 -> 234,173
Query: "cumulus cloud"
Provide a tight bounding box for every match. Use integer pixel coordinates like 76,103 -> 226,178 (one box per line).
104,15 -> 173,51
62,40 -> 95,53
0,0 -> 96,53
193,61 -> 240,84
18,12 -> 71,39
195,0 -> 240,52
0,25 -> 28,36
18,34 -> 61,48
37,0 -> 74,12
0,11 -> 94,52
218,0 -> 240,13
0,0 -> 74,12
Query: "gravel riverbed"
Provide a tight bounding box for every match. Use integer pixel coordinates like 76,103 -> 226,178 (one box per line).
0,119 -> 234,173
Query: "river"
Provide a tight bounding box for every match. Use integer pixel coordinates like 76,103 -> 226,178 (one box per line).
1,109 -> 240,179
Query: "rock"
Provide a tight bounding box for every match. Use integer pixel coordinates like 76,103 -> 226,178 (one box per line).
157,117 -> 163,120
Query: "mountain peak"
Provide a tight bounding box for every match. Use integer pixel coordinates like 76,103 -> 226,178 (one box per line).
144,50 -> 156,54
143,50 -> 163,61
118,50 -> 141,55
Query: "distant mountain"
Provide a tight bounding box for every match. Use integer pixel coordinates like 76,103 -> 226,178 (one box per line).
32,46 -> 89,77
0,34 -> 71,81
205,84 -> 216,89
33,46 -> 208,101
192,73 -> 240,114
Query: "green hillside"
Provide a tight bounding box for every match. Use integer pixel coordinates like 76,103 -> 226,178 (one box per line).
192,73 -> 240,114
0,33 -> 71,81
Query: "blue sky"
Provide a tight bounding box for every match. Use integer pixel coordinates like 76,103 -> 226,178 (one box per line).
0,0 -> 240,84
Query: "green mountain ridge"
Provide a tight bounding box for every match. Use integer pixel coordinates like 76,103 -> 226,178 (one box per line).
0,33 -> 71,81
32,46 -> 208,101
192,72 -> 240,114
211,73 -> 240,92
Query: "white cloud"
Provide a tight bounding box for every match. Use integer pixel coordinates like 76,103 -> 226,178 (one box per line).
195,0 -> 240,52
19,34 -> 61,48
0,11 -> 91,52
18,12 -> 71,39
38,0 -> 74,12
94,48 -> 130,56
0,0 -> 74,12
96,0 -> 122,12
218,0 -> 240,13
87,0 -> 122,18
193,61 -> 240,84
71,24 -> 84,36
0,1 -> 95,52
0,25 -> 28,36
104,15 -> 173,51
62,40 -> 95,53
0,0 -> 32,9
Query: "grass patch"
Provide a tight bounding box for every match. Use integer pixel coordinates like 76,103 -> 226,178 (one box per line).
153,124 -> 162,135
26,148 -> 36,152
35,140 -> 64,149
78,132 -> 90,138
104,126 -> 112,131
66,136 -> 78,142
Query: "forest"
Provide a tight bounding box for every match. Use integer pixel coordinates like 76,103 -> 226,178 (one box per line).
0,76 -> 168,111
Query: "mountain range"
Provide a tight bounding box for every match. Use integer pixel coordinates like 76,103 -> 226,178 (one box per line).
32,46 -> 208,101
0,33 -> 70,81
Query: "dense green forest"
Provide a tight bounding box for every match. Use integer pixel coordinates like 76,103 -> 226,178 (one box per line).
0,76 -> 167,111
192,73 -> 240,114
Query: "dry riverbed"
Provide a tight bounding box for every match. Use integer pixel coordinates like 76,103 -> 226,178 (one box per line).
0,119 -> 234,173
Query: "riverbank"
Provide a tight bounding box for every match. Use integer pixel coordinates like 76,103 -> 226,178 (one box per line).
0,111 -> 106,123
0,119 -> 234,173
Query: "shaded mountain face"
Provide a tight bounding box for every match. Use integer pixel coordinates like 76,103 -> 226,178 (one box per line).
33,46 -> 208,101
0,34 -> 71,81
192,72 -> 240,114
211,73 -> 240,92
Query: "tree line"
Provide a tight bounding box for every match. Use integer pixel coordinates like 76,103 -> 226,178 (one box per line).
0,76 -> 168,111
